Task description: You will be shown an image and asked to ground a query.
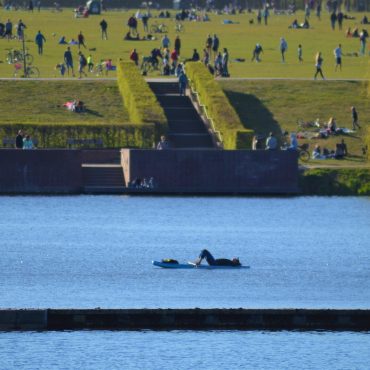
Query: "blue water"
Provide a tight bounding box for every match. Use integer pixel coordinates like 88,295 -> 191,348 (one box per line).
1,330 -> 369,370
0,196 -> 369,309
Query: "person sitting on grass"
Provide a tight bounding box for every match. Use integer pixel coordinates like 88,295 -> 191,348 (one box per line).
335,139 -> 348,159
194,249 -> 241,267
312,144 -> 326,159
328,117 -> 337,134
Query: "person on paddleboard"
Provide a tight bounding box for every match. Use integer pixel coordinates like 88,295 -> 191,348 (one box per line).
195,249 -> 241,267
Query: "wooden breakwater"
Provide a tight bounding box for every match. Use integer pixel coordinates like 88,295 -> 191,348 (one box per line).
1,309 -> 369,331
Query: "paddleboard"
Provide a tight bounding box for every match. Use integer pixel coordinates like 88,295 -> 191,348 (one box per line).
152,261 -> 250,269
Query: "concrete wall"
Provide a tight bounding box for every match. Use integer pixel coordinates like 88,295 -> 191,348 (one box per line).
0,149 -> 82,193
121,149 -> 299,194
1,309 -> 370,331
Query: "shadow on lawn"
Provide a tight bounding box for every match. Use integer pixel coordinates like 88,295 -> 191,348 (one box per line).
224,90 -> 282,137
85,108 -> 103,117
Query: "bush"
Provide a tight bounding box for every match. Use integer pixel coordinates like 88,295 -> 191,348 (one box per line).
0,122 -> 155,148
117,61 -> 167,143
365,126 -> 370,161
185,62 -> 254,149
300,169 -> 370,195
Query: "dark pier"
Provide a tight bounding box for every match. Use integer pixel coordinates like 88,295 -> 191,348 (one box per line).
1,309 -> 369,331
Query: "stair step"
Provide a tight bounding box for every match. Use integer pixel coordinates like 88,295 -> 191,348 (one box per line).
82,166 -> 125,187
168,120 -> 207,134
156,95 -> 193,108
168,133 -> 214,148
164,107 -> 200,121
148,82 -> 180,95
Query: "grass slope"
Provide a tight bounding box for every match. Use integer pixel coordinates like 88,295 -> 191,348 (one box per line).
0,80 -> 129,124
0,9 -> 369,78
222,79 -> 369,162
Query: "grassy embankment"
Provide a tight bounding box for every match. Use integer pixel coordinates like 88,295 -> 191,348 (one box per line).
0,80 -> 156,148
300,168 -> 370,195
0,9 -> 369,78
0,80 -> 128,124
221,79 -> 370,165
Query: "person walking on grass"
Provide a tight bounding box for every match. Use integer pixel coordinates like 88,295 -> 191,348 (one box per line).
280,37 -> 288,62
212,34 -> 220,59
174,35 -> 181,56
17,19 -> 26,40
314,52 -> 325,80
263,6 -> 269,25
35,30 -> 46,55
359,30 -> 367,55
206,34 -> 212,56
298,44 -> 303,62
334,44 -> 342,71
5,19 -> 12,40
100,19 -> 108,40
251,43 -> 263,62
330,12 -> 337,30
87,54 -> 94,72
78,31 -> 86,49
351,106 -> 361,130
64,46 -> 74,76
78,51 -> 87,79
316,1 -> 322,20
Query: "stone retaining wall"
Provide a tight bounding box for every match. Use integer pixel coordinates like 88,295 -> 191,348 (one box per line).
1,309 -> 369,331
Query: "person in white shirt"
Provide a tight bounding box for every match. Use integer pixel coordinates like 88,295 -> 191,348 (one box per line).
334,44 -> 342,71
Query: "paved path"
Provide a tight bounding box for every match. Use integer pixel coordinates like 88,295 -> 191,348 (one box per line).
0,77 -> 368,82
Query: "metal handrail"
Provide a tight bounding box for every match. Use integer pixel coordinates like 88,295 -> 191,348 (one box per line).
187,79 -> 223,147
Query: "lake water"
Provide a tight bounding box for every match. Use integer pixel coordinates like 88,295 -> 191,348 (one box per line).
0,196 -> 369,309
1,196 -> 369,369
1,330 -> 369,370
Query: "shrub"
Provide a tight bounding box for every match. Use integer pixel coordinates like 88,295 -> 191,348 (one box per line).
300,168 -> 370,195
185,62 -> 254,149
117,61 -> 167,142
0,122 -> 155,148
365,126 -> 370,161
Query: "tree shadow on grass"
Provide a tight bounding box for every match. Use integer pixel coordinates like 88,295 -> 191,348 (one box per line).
225,90 -> 282,137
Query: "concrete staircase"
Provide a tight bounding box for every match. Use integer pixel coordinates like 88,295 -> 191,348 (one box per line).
82,164 -> 125,193
81,149 -> 126,193
148,81 -> 215,149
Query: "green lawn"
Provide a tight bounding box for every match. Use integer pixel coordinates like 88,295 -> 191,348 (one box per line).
222,79 -> 369,163
0,80 -> 129,123
0,8 -> 369,78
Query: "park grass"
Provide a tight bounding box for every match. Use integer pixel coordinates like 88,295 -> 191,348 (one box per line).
0,80 -> 129,123
221,79 -> 369,162
0,9 -> 369,78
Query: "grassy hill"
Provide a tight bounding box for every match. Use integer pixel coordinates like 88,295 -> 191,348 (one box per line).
0,80 -> 129,124
0,8 -> 369,78
222,79 -> 369,163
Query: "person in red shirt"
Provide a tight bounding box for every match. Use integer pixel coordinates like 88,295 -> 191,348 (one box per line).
170,49 -> 178,65
130,49 -> 139,65
77,31 -> 86,49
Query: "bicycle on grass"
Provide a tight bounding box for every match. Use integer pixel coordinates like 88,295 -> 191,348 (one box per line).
150,22 -> 168,34
6,48 -> 34,64
281,142 -> 310,162
13,62 -> 40,78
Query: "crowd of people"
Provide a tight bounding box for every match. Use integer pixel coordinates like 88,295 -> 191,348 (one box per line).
0,2 -> 368,80
251,105 -> 361,160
